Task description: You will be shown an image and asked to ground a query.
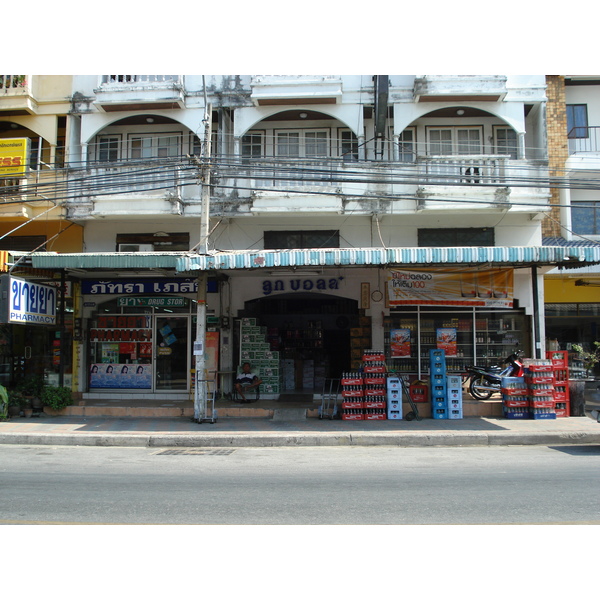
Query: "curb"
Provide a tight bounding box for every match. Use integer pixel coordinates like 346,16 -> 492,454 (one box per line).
2,430 -> 600,448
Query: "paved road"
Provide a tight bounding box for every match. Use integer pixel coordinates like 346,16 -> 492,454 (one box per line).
2,444 -> 600,525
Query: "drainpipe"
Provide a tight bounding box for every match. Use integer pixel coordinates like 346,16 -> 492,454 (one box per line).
531,265 -> 541,359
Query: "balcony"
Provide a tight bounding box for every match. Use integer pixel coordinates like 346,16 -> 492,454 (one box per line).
93,75 -> 185,112
65,159 -> 200,219
0,75 -> 38,114
413,75 -> 507,102
250,75 -> 342,106
568,126 -> 600,154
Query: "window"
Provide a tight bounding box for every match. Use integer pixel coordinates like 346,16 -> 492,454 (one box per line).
398,128 -> 415,162
339,130 -> 359,161
130,134 -> 180,160
494,127 -> 518,159
0,235 -> 46,252
571,200 -> 600,235
275,129 -> 330,159
97,136 -> 121,162
427,127 -> 482,155
567,104 -> 588,138
264,230 -> 339,249
115,232 -> 190,251
418,228 -> 495,247
242,132 -> 264,160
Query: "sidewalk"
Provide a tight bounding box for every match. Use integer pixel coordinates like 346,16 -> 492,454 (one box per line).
1,412 -> 599,448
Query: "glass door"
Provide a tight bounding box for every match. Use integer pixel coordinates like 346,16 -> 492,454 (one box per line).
154,316 -> 189,391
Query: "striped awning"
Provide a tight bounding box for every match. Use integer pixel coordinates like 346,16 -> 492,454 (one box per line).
176,246 -> 600,272
24,245 -> 600,273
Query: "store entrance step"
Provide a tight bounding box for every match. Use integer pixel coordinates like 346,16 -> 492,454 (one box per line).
271,408 -> 308,421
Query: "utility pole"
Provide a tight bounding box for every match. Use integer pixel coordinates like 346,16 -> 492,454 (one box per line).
193,89 -> 212,422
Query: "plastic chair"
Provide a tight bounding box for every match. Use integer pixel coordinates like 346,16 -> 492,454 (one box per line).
232,382 -> 260,403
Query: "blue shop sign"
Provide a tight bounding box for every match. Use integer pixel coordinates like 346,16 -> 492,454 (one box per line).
0,275 -> 57,325
81,278 -> 217,295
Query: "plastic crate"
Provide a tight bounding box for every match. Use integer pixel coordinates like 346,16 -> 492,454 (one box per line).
501,387 -> 529,396
363,400 -> 386,409
342,389 -> 364,398
409,381 -> 428,403
433,408 -> 448,419
503,398 -> 529,408
342,401 -> 364,409
529,399 -> 555,408
341,378 -> 363,386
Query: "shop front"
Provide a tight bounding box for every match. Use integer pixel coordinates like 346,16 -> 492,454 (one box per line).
81,277 -> 218,398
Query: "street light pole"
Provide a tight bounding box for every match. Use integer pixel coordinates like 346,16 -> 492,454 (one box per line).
193,98 -> 212,422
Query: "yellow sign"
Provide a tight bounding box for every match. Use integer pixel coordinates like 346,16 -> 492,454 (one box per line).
0,138 -> 29,176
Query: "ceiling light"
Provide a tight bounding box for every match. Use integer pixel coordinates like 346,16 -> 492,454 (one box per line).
146,117 -> 155,123
456,109 -> 465,116
299,112 -> 308,119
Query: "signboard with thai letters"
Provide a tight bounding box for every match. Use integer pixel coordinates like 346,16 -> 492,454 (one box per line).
0,275 -> 57,325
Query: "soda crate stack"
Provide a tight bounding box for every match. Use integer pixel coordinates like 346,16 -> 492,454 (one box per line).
239,318 -> 281,394
341,350 -> 388,420
340,371 -> 364,420
387,376 -> 402,420
429,349 -> 448,419
501,376 -> 529,419
524,359 -> 556,420
447,375 -> 463,419
546,350 -> 570,418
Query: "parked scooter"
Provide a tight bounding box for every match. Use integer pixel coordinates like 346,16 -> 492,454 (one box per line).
466,348 -> 525,400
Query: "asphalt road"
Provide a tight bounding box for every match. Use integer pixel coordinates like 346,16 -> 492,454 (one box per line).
1,444 -> 600,525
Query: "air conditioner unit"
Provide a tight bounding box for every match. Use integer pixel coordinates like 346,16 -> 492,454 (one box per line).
118,244 -> 154,252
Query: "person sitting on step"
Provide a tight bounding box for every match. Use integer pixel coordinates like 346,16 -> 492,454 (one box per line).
234,362 -> 262,403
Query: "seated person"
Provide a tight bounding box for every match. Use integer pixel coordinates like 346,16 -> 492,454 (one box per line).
234,362 -> 262,403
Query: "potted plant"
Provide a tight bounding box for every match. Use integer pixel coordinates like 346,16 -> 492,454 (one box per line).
16,375 -> 45,410
572,342 -> 600,378
41,386 -> 73,411
7,389 -> 25,417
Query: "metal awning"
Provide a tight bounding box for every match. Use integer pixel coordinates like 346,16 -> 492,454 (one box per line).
175,246 -> 600,272
25,245 -> 600,274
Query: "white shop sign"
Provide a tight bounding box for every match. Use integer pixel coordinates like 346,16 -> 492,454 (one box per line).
0,275 -> 57,325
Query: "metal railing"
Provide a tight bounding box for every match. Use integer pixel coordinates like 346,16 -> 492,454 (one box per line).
100,75 -> 180,86
417,155 -> 509,184
0,75 -> 27,90
568,126 -> 600,154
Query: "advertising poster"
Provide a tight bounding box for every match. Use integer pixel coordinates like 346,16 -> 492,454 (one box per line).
387,268 -> 513,307
90,363 -> 152,389
437,328 -> 457,357
206,331 -> 219,374
390,329 -> 411,357
0,138 -> 29,177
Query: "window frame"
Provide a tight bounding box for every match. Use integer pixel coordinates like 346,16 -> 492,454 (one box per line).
127,132 -> 182,160
418,227 -> 495,247
493,126 -> 518,159
241,130 -> 265,160
567,104 -> 589,139
338,128 -> 359,161
264,230 -> 340,250
274,128 -> 331,159
426,126 -> 483,156
96,135 -> 122,163
398,127 -> 416,162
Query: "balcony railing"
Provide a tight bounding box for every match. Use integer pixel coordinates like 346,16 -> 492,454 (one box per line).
417,155 -> 509,185
0,75 -> 27,91
568,126 -> 600,154
100,75 -> 180,86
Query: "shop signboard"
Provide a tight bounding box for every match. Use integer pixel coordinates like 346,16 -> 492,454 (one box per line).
117,296 -> 187,308
0,138 -> 29,177
81,278 -> 217,295
0,274 -> 57,325
387,268 -> 513,307
390,329 -> 411,357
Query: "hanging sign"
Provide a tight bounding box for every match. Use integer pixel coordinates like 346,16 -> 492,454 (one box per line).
387,268 -> 513,308
437,328 -> 457,356
0,138 -> 29,176
0,275 -> 57,325
390,329 -> 411,357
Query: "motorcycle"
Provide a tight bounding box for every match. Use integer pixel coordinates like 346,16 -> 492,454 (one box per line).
466,349 -> 525,400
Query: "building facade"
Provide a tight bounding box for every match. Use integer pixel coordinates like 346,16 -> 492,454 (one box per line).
4,75 -> 600,409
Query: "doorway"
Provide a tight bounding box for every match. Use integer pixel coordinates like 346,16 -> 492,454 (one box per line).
154,316 -> 189,391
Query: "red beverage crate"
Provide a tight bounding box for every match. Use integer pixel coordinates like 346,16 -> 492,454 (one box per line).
342,401 -> 364,410
341,378 -> 363,386
364,388 -> 386,396
553,369 -> 569,384
342,412 -> 364,421
529,399 -> 555,408
364,377 -> 385,385
525,363 -> 554,372
526,375 -> 555,384
555,402 -> 570,418
363,365 -> 386,373
501,388 -> 529,396
362,353 -> 385,362
342,389 -> 364,397
528,387 -> 555,397
363,400 -> 386,409
546,350 -> 568,368
409,382 -> 429,403
503,398 -> 529,408
364,413 -> 386,420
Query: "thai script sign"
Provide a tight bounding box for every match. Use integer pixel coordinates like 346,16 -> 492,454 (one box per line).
81,278 -> 199,295
0,138 -> 29,176
261,277 -> 343,296
0,275 -> 57,325
117,297 -> 188,307
387,268 -> 513,308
